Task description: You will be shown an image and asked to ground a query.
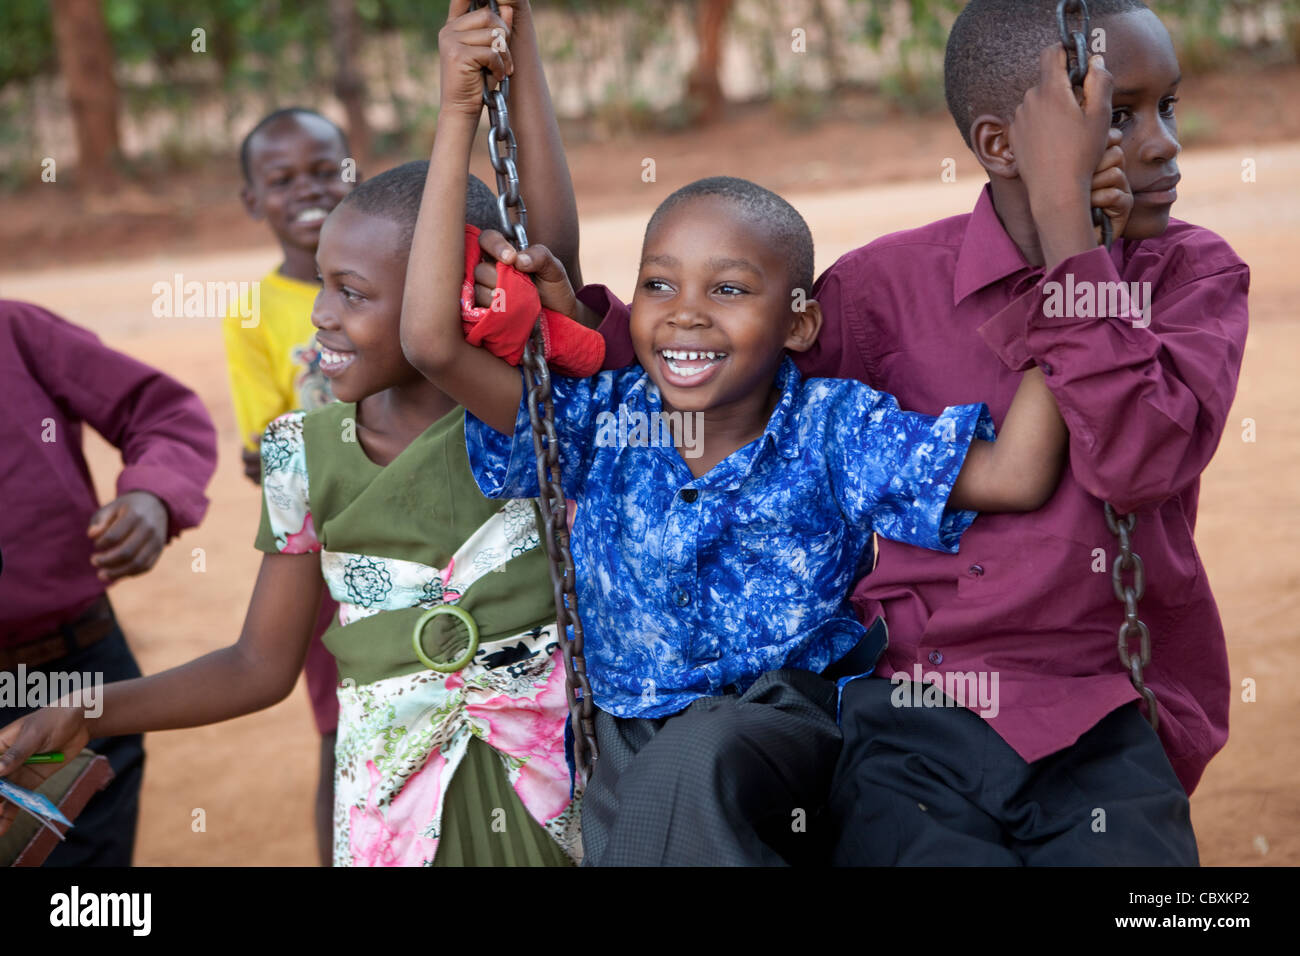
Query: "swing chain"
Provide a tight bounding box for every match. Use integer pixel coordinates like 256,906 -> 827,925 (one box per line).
471,0 -> 599,777
1106,504 -> 1159,730
1057,0 -> 1113,250
1057,2 -> 1154,729
479,10 -> 527,247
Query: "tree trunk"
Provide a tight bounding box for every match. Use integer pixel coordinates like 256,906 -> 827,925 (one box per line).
50,0 -> 120,189
329,0 -> 372,167
686,0 -> 735,125
812,0 -> 842,89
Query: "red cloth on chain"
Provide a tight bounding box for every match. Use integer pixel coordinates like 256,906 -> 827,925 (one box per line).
460,224 -> 604,377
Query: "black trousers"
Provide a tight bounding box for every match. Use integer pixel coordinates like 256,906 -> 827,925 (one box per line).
0,616 -> 145,866
829,676 -> 1199,865
580,669 -> 841,866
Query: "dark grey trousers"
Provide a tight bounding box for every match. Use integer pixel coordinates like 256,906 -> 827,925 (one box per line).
580,669 -> 841,866
829,676 -> 1200,865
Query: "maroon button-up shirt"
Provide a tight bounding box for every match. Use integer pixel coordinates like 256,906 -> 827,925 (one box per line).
0,300 -> 218,646
588,185 -> 1249,793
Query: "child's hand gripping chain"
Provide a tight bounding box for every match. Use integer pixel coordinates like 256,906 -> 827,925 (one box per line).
402,0 -> 536,436
1008,46 -> 1128,269
459,224 -> 604,376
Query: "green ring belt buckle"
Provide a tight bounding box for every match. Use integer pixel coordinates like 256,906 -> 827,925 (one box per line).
412,604 -> 480,673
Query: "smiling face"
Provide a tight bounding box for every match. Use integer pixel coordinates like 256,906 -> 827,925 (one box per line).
1101,9 -> 1183,239
629,195 -> 820,421
242,113 -> 354,254
310,204 -> 422,404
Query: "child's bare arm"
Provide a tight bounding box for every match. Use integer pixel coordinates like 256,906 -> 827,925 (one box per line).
0,552 -> 322,807
400,3 -> 529,436
949,366 -> 1067,512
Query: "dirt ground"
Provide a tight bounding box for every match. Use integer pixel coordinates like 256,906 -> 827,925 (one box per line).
6,59 -> 1300,270
0,89 -> 1297,865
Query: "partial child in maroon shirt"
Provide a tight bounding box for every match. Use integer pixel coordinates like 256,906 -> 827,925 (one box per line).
0,299 -> 218,864
580,0 -> 1246,865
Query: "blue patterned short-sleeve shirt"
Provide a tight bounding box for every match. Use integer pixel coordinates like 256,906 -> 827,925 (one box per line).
466,356 -> 993,718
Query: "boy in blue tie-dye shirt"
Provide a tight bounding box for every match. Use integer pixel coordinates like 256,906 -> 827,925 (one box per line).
401,17 -> 1069,866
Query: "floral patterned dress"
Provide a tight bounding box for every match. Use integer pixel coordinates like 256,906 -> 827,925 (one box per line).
255,402 -> 580,866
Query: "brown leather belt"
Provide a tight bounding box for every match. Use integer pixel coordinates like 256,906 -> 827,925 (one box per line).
0,596 -> 116,672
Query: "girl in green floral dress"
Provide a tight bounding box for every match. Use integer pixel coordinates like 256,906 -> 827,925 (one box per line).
0,148 -> 585,869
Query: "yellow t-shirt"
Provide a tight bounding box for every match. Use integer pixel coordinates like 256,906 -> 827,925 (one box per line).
223,270 -> 333,450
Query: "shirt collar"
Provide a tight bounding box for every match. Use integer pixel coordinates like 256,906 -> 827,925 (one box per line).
952,184 -> 1039,306
634,356 -> 802,488
631,357 -> 801,461
764,356 -> 803,461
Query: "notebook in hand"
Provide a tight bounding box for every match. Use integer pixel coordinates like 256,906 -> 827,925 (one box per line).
0,750 -> 115,867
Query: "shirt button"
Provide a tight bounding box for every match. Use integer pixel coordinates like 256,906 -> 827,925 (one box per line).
1041,362 -> 1054,376
680,488 -> 698,503
928,650 -> 944,666
969,564 -> 984,576
674,589 -> 692,607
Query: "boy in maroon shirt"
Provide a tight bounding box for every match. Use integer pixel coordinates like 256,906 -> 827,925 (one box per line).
809,0 -> 1245,864
0,300 -> 217,864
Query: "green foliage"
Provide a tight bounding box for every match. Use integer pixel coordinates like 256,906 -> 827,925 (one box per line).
852,0 -> 962,50
0,2 -> 55,88
3,0 -> 1297,169
1159,0 -> 1300,67
847,0 -> 959,114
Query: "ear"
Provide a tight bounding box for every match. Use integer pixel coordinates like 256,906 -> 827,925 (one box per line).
971,113 -> 1018,180
240,182 -> 262,221
784,297 -> 823,354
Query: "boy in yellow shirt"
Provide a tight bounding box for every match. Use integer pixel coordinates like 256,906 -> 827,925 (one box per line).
222,107 -> 355,865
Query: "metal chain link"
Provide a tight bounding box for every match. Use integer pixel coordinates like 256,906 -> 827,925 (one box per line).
471,0 -> 598,776
1059,1 -> 1157,730
1106,504 -> 1159,730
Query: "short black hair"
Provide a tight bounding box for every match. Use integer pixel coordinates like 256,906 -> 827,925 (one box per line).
644,176 -> 815,297
944,0 -> 1149,148
239,107 -> 351,183
336,159 -> 499,253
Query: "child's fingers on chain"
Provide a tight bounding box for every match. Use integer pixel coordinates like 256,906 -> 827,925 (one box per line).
509,243 -> 556,273
475,283 -> 495,308
453,12 -> 513,50
493,47 -> 514,80
450,7 -> 505,32
1038,45 -> 1072,97
453,29 -> 514,79
447,0 -> 473,22
474,262 -> 498,286
1091,165 -> 1128,191
477,228 -> 516,263
1094,143 -> 1125,174
1082,54 -> 1115,125
494,1 -> 517,33
1091,187 -> 1131,214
